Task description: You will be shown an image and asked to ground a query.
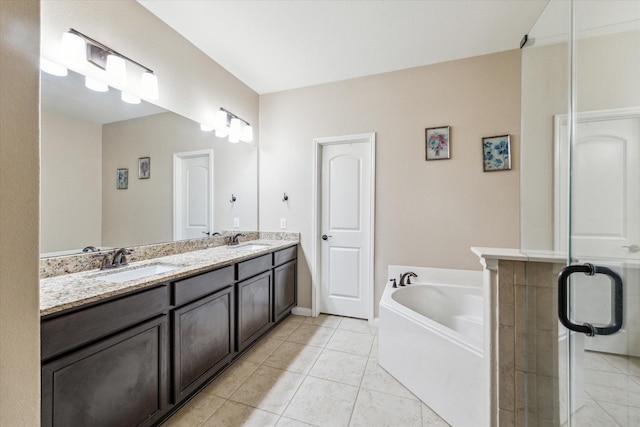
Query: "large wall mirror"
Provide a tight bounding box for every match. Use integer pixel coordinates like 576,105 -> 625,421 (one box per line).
40,69 -> 258,257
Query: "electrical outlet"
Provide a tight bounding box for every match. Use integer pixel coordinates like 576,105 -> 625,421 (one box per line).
280,218 -> 287,229
233,218 -> 240,228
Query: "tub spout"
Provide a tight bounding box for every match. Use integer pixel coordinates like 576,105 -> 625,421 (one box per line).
399,271 -> 417,286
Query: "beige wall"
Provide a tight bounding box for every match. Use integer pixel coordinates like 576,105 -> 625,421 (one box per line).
102,112 -> 257,247
40,109 -> 102,253
260,50 -> 521,312
0,0 -> 41,424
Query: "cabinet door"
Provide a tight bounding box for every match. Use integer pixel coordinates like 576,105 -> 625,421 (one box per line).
274,260 -> 297,322
237,271 -> 272,351
172,286 -> 234,402
41,316 -> 168,427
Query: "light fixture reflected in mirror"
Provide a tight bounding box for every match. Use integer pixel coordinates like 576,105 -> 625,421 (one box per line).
47,28 -> 159,103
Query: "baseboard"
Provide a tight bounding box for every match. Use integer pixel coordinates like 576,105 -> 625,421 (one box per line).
291,307 -> 312,317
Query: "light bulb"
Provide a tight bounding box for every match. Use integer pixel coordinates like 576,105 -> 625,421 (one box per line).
106,54 -> 127,88
216,126 -> 229,138
85,76 -> 108,92
228,134 -> 240,143
141,71 -> 159,100
240,125 -> 253,143
121,91 -> 141,104
200,124 -> 214,132
60,31 -> 86,69
229,118 -> 242,139
40,58 -> 68,77
214,110 -> 228,129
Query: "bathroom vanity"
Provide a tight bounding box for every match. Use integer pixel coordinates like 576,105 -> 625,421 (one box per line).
39,241 -> 297,426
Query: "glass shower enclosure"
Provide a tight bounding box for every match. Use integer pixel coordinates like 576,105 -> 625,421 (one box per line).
521,0 -> 640,425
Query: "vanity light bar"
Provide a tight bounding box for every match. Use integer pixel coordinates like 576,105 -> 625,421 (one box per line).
206,108 -> 253,143
57,28 -> 159,100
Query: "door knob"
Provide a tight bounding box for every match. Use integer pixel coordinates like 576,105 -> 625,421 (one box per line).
622,244 -> 640,253
322,234 -> 332,241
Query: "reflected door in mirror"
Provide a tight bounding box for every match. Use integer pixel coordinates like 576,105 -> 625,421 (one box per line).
174,150 -> 213,240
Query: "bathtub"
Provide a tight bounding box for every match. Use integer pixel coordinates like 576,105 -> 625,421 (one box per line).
379,266 -> 485,427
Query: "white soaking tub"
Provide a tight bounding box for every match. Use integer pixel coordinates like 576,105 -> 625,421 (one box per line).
379,266 -> 484,427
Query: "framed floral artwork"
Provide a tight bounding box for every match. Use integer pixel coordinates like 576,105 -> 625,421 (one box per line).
425,126 -> 450,160
482,135 -> 511,171
117,168 -> 128,189
138,157 -> 150,179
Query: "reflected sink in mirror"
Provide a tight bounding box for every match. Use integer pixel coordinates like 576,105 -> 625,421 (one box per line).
96,264 -> 179,283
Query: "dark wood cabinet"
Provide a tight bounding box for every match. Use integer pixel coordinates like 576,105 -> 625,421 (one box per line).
41,244 -> 297,427
41,316 -> 169,427
172,285 -> 234,402
273,260 -> 297,322
237,271 -> 273,351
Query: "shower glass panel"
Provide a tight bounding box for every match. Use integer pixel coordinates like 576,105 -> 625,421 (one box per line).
522,0 -> 640,425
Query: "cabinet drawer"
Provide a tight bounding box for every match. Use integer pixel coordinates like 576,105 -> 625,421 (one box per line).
41,285 -> 168,361
237,254 -> 272,281
173,265 -> 234,306
274,246 -> 297,266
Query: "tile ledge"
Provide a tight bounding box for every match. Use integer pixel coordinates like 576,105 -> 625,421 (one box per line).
471,247 -> 566,264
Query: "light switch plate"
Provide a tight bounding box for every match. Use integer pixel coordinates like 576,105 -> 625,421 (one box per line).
233,218 -> 240,228
280,218 -> 287,229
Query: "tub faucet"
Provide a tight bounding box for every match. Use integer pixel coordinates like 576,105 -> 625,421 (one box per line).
399,271 -> 417,286
227,233 -> 246,246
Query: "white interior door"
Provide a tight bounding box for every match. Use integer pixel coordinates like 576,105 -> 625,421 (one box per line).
318,137 -> 374,319
173,150 -> 214,240
555,108 -> 640,356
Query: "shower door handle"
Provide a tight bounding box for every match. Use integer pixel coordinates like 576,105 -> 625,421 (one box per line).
558,263 -> 623,336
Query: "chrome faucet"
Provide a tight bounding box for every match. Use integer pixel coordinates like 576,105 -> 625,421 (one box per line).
111,248 -> 132,267
227,233 -> 246,246
399,271 -> 417,286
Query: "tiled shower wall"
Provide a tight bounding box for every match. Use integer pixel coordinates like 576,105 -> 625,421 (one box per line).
485,258 -> 565,426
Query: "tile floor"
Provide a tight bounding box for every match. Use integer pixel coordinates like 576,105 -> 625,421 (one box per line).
569,351 -> 640,426
162,314 -> 450,427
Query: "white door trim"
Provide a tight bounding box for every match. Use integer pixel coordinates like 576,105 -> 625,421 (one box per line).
173,149 -> 214,241
312,133 -> 376,323
554,106 -> 640,252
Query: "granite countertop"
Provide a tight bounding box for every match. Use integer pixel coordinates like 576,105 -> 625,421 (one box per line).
40,240 -> 297,317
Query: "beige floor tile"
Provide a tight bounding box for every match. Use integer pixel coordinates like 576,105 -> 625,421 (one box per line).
162,391 -> 225,426
202,400 -> 279,427
308,348 -> 367,386
598,400 -> 640,427
241,338 -> 284,364
303,314 -> 343,328
283,376 -> 358,427
286,324 -> 335,347
263,341 -> 323,374
349,388 -> 421,427
338,317 -> 377,335
601,354 -> 640,376
584,351 -> 622,373
230,365 -> 305,414
275,416 -> 318,426
369,335 -> 379,359
360,358 -> 417,400
565,399 -> 618,427
207,360 -> 260,399
421,403 -> 450,426
287,314 -> 307,324
585,369 -> 640,407
269,319 -> 302,340
326,330 -> 374,356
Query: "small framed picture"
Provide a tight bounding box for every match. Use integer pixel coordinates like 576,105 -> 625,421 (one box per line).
117,168 -> 128,189
138,157 -> 150,179
482,135 -> 511,171
425,126 -> 451,160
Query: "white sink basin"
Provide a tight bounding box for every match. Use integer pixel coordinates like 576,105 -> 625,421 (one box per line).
233,244 -> 270,251
97,264 -> 178,283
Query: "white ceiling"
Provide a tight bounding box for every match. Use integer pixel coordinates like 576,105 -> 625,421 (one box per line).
138,0 -> 549,95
